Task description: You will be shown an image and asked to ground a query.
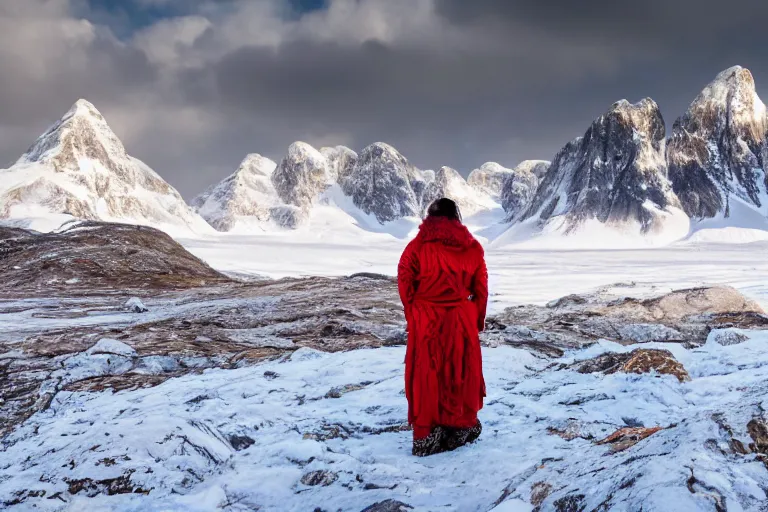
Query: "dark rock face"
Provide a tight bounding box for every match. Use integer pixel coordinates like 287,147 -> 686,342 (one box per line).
520,98 -> 678,234
668,66 -> 768,219
360,500 -> 413,512
500,166 -> 540,219
271,142 -> 330,210
343,143 -> 422,223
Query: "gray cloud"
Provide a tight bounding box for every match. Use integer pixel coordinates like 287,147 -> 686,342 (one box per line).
2,0 -> 768,199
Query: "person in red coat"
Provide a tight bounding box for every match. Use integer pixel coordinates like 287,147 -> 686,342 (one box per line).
397,198 -> 488,457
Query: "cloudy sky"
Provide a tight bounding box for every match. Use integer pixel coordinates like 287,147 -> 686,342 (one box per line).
2,0 -> 768,198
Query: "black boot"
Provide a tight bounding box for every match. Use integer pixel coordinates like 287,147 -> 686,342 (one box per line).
412,426 -> 448,457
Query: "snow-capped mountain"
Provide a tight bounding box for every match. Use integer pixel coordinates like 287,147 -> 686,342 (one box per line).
424,166 -> 497,216
668,66 -> 768,220
517,98 -> 684,237
191,154 -> 278,231
467,162 -> 514,199
272,142 -> 331,210
342,142 -> 425,223
0,99 -> 211,235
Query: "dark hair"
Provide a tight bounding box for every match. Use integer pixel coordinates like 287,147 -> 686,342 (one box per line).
427,198 -> 462,222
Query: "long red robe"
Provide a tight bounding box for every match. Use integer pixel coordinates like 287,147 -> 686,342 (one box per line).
397,217 -> 488,440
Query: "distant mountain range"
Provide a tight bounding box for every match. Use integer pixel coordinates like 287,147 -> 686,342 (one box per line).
2,66 -> 767,246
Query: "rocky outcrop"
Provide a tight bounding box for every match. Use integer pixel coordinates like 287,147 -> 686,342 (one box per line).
0,221 -> 228,291
271,142 -> 330,211
423,166 -> 496,216
1,100 -> 209,234
668,66 -> 768,219
192,154 -> 278,231
500,165 -> 540,219
343,143 -> 423,223
485,285 -> 768,353
575,348 -> 691,382
467,162 -> 514,199
321,145 -> 358,186
519,99 -> 679,234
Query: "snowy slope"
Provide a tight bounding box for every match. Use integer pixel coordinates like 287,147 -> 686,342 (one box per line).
0,100 -> 212,236
191,154 -> 279,232
423,166 -> 498,216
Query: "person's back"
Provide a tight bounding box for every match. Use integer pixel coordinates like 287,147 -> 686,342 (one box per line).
398,198 -> 488,457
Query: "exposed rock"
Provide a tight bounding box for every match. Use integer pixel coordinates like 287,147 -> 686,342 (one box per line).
272,142 -> 330,210
500,165 -> 540,219
0,99 -> 209,234
668,66 -> 768,219
0,221 -> 228,291
552,493 -> 586,512
300,470 -> 338,487
519,98 -> 680,235
467,162 -> 513,199
360,500 -> 413,512
343,143 -> 422,223
747,418 -> 768,454
575,349 -> 690,382
489,285 -> 767,349
530,482 -> 553,507
321,145 -> 358,186
596,426 -> 663,452
192,154 -> 279,231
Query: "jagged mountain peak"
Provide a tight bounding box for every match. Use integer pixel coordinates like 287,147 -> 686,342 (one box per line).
1,100 -> 210,235
668,66 -> 768,219
518,97 -> 680,236
271,141 -> 330,211
233,153 -> 276,178
19,99 -> 129,172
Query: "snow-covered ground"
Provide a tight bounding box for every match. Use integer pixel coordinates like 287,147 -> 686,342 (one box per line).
3,331 -> 768,511
180,232 -> 768,314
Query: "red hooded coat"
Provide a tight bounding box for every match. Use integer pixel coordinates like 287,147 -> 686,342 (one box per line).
397,217 -> 488,439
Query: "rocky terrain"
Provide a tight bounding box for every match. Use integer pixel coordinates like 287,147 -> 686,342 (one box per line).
0,100 -> 210,235
2,223 -> 768,511
668,66 -> 768,220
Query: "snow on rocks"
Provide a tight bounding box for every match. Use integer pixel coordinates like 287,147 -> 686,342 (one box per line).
668,66 -> 768,220
467,162 -> 515,199
4,328 -> 768,510
342,143 -> 423,223
516,98 -> 684,238
0,99 -> 211,236
85,338 -> 137,358
320,145 -> 358,187
271,142 -> 331,211
191,154 -> 279,231
423,166 -> 498,216
124,297 -> 148,313
500,164 -> 540,219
